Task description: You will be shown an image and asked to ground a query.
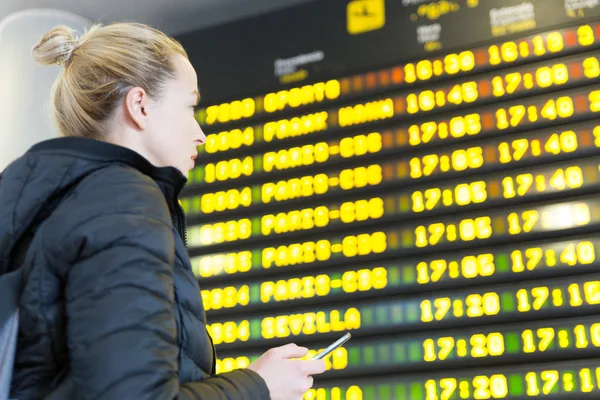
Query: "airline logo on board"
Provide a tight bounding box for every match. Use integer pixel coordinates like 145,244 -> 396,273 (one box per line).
347,0 -> 386,35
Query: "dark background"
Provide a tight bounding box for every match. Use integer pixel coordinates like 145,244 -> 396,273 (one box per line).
177,0 -> 600,105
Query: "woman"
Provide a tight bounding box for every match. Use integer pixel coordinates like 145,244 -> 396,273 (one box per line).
1,22 -> 325,399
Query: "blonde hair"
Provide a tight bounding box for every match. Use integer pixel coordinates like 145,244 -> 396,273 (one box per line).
32,22 -> 188,139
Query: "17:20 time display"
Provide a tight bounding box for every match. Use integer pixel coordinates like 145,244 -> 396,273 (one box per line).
207,273 -> 600,347
199,235 -> 600,312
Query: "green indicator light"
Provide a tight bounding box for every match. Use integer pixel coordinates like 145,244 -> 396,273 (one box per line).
349,347 -> 360,365
379,384 -> 392,400
252,218 -> 261,236
402,265 -> 414,283
195,109 -> 206,125
254,154 -> 263,173
395,383 -> 407,400
496,252 -> 510,272
363,307 -> 374,325
409,343 -> 421,361
250,285 -> 260,303
255,125 -> 263,142
251,320 -> 261,338
252,185 -> 261,202
407,302 -> 418,322
502,291 -> 515,311
364,345 -> 375,365
376,304 -> 387,323
510,374 -> 524,396
410,381 -> 423,399
391,304 -> 403,324
393,342 -> 405,362
364,385 -> 376,400
506,332 -> 520,353
252,251 -> 261,270
196,167 -> 204,183
379,344 -> 391,364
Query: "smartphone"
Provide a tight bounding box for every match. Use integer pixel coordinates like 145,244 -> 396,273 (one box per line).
313,332 -> 352,360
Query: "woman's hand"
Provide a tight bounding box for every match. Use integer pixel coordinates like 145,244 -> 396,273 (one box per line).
247,343 -> 327,400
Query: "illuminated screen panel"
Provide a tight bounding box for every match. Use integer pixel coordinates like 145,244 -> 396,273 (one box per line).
206,273 -> 600,348
194,23 -> 600,134
179,1 -> 600,391
200,235 -> 600,313
187,155 -> 600,249
295,358 -> 600,400
185,86 -> 600,193
215,316 -> 600,376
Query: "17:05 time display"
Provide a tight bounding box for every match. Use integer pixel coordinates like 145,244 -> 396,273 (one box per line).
189,81 -> 600,188
188,153 -> 600,248
192,51 -> 599,174
184,85 -> 600,210
190,196 -> 600,277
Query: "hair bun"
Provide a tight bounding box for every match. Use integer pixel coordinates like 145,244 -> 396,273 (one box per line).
33,25 -> 79,66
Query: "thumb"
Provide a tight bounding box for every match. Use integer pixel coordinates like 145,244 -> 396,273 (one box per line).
273,343 -> 309,359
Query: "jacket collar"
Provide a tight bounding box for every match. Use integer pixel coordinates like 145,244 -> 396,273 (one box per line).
30,137 -> 187,196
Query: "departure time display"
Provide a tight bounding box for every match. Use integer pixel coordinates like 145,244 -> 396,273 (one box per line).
199,235 -> 600,312
298,358 -> 600,400
187,77 -> 600,188
206,274 -> 600,347
186,152 -> 600,249
215,316 -> 600,375
183,90 -> 600,213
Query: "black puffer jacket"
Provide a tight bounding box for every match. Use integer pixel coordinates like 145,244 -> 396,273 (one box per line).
0,137 -> 270,400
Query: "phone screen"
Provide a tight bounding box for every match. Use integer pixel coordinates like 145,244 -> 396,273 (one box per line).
313,332 -> 352,360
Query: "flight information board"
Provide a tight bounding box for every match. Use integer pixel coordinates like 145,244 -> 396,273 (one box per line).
176,0 -> 600,398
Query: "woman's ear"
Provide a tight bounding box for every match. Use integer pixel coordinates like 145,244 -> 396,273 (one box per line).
124,87 -> 149,130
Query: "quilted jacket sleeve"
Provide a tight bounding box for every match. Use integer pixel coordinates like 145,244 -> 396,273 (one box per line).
58,167 -> 270,400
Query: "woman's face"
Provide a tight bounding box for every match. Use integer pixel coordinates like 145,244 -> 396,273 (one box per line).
142,54 -> 206,176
